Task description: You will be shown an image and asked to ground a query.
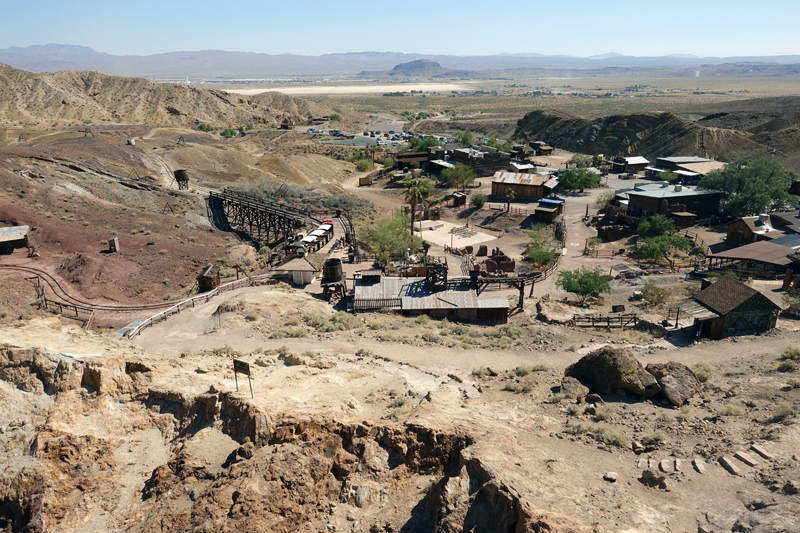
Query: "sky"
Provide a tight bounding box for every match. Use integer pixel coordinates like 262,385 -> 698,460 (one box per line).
1,0 -> 799,58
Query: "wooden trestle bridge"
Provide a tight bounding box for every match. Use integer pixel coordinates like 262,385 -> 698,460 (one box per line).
206,189 -> 357,245
206,189 -> 308,243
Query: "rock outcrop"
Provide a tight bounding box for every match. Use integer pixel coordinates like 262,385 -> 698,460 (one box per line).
565,346 -> 660,397
645,362 -> 702,406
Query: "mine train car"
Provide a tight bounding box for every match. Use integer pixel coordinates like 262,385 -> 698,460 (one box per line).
287,221 -> 335,255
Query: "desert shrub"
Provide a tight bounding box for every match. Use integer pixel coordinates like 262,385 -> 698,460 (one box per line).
595,191 -> 614,206
787,378 -> 800,389
566,422 -> 588,435
717,404 -> 745,417
778,359 -> 798,373
303,312 -> 327,329
641,279 -> 670,307
219,268 -> 236,278
284,317 -> 300,327
676,408 -> 693,422
594,407 -> 616,421
514,366 -> 532,377
591,427 -> 628,448
471,367 -> 489,377
781,347 -> 800,361
694,363 -> 712,382
503,380 -> 534,393
356,348 -> 373,357
657,411 -> 673,423
566,404 -> 581,416
484,324 -> 522,340
204,345 -> 242,358
770,402 -> 795,424
415,314 -> 430,325
451,324 -> 468,335
470,192 -> 487,209
164,293 -> 181,301
641,430 -> 667,445
244,313 -> 257,322
421,332 -> 440,343
269,327 -> 307,339
544,393 -> 566,404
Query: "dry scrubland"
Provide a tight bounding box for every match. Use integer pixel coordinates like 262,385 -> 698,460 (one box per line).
2,63 -> 800,532
317,77 -> 800,119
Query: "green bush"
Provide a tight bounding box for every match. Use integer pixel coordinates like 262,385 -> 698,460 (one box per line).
778,359 -> 798,372
329,113 -> 341,122
221,128 -> 237,139
415,314 -> 430,325
198,123 -> 213,132
356,160 -> 372,172
470,192 -> 487,209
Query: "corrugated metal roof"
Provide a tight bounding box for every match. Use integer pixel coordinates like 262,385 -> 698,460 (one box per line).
0,225 -> 28,243
624,156 -> 649,165
492,172 -> 549,186
627,186 -> 721,200
477,296 -> 510,309
770,234 -> 800,250
710,240 -> 793,267
657,157 -> 714,164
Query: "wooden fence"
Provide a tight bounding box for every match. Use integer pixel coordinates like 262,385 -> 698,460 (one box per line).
125,275 -> 277,339
352,297 -> 402,312
573,313 -> 639,328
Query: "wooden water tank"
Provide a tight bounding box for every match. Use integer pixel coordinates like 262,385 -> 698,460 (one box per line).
322,258 -> 343,283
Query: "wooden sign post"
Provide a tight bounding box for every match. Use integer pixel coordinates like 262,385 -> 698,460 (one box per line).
233,359 -> 253,399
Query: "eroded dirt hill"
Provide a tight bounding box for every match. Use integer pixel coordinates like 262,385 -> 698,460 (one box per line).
0,63 -> 359,126
513,109 -> 763,162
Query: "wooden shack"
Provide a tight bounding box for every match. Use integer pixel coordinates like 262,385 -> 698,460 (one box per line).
534,198 -> 565,222
197,265 -> 221,292
0,225 -> 29,253
682,276 -> 780,339
280,118 -> 295,130
491,171 -> 553,200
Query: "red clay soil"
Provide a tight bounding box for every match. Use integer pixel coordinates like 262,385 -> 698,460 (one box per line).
0,168 -> 237,330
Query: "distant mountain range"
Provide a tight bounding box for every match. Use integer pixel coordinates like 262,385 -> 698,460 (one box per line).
2,44 -> 800,78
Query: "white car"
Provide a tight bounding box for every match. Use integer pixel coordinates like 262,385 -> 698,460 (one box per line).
376,140 -> 387,146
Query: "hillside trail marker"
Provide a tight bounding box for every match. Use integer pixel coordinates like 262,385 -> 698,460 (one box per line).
233,359 -> 253,398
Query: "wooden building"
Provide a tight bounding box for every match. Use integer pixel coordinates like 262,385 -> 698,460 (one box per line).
682,276 -> 780,339
0,225 -> 29,253
280,118 -> 295,130
197,265 -> 221,292
727,209 -> 800,244
452,147 -> 511,177
610,156 -> 649,173
529,141 -> 553,156
625,184 -> 723,218
491,171 -> 555,200
277,253 -> 326,286
353,274 -> 509,323
535,198 -> 565,222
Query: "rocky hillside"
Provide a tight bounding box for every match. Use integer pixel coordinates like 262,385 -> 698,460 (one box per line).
513,109 -> 762,162
0,63 -> 359,126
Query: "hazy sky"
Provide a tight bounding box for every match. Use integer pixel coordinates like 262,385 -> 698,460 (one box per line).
2,0 -> 798,58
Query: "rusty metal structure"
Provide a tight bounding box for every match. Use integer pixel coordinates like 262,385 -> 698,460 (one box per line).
174,169 -> 189,190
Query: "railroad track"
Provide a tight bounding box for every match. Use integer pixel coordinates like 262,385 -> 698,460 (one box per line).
0,264 -> 176,313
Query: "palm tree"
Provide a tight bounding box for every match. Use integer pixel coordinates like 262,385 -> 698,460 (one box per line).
404,178 -> 433,235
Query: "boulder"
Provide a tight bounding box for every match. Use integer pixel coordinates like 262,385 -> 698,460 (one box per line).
560,376 -> 589,400
645,362 -> 701,406
564,346 -> 660,397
